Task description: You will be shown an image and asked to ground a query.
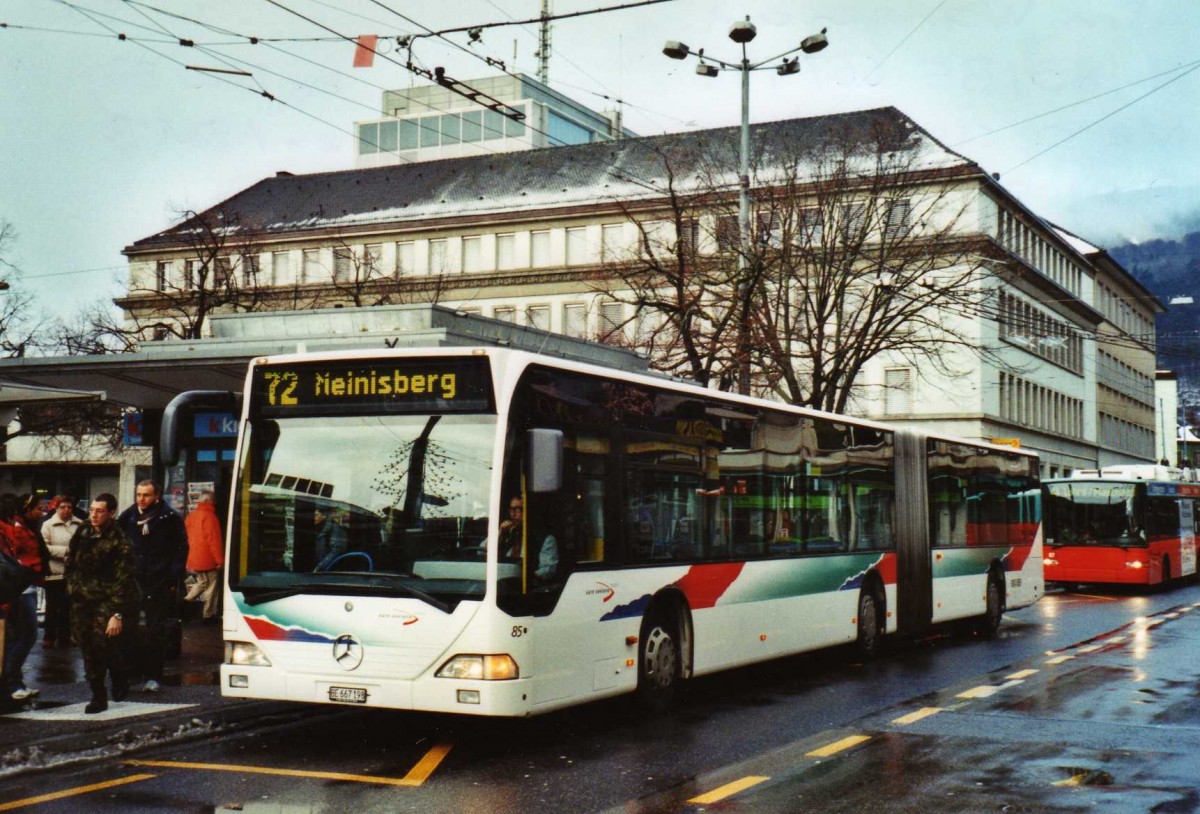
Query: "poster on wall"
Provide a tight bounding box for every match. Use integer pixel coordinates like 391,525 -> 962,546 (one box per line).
187,482 -> 215,514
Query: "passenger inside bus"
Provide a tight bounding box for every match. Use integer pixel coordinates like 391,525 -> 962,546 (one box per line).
313,507 -> 348,571
499,496 -> 559,585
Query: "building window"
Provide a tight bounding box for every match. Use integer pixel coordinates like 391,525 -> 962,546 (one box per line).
419,117 -> 440,148
461,110 -> 482,142
399,120 -> 418,150
599,301 -> 624,339
884,368 -> 912,415
364,244 -> 383,277
440,114 -> 461,145
429,239 -> 450,274
531,231 -> 551,267
302,249 -> 322,284
333,248 -> 353,282
563,303 -> 587,338
565,227 -> 589,265
154,260 -> 169,291
601,224 -> 625,262
396,241 -> 415,275
493,306 -> 516,323
715,215 -> 739,251
242,254 -> 260,285
271,251 -> 291,286
527,305 -> 550,331
797,208 -> 824,246
678,219 -> 700,255
215,257 -> 233,287
462,236 -> 482,273
184,259 -> 200,290
884,198 -> 911,239
496,233 -> 516,270
378,120 -> 397,152
504,105 -> 527,138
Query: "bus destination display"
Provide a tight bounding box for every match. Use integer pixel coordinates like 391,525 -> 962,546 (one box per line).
252,357 -> 493,415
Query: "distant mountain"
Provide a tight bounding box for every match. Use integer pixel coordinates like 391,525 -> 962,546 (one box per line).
1109,231 -> 1200,411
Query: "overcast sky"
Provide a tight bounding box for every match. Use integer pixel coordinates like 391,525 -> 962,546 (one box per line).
4,0 -> 1199,320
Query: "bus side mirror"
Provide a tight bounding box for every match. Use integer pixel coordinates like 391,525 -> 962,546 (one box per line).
528,429 -> 563,493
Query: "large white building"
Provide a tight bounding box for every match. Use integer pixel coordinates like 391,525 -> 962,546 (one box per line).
115,105 -> 1162,479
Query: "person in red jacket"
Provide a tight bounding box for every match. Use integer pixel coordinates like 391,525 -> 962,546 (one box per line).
184,491 -> 224,622
1,493 -> 45,703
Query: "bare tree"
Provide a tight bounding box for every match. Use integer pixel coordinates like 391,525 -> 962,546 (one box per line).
313,233 -> 457,309
116,207 -> 273,341
0,219 -> 46,357
596,114 -> 1012,412
591,144 -> 743,389
747,117 -> 1008,413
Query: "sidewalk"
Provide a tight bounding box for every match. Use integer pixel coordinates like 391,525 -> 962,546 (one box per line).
0,618 -> 304,779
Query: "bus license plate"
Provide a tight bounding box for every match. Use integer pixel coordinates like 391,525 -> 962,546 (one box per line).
329,686 -> 367,703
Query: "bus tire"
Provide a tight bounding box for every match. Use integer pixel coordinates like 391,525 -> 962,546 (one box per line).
855,587 -> 884,660
977,573 -> 1004,639
636,611 -> 681,714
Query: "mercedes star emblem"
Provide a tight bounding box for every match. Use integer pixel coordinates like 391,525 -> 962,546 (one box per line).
332,634 -> 364,671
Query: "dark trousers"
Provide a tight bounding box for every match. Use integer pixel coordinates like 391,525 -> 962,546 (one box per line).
42,580 -> 71,643
133,588 -> 176,681
72,606 -> 127,687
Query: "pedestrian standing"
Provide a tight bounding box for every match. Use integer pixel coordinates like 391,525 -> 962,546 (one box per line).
117,481 -> 187,693
41,496 -> 82,648
66,493 -> 136,714
184,490 -> 224,622
1,494 -> 45,704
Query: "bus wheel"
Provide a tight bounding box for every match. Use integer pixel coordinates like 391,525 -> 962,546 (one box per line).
855,589 -> 883,660
636,613 -> 680,713
977,574 -> 1004,639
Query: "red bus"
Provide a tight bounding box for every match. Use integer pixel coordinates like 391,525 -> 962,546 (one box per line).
1042,466 -> 1199,588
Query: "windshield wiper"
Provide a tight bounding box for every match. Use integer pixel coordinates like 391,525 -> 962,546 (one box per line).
359,574 -> 452,614
238,575 -> 452,613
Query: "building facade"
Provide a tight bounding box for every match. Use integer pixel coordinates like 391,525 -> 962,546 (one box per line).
118,106 -> 1161,478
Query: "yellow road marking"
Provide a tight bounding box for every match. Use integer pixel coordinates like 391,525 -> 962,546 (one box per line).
892,707 -> 942,725
0,774 -> 157,811
1005,669 -> 1038,680
688,775 -> 770,804
1053,773 -> 1086,787
1075,645 -> 1102,654
127,742 -> 453,788
957,685 -> 999,699
1104,636 -> 1124,644
1045,655 -> 1074,665
401,742 -> 454,785
806,734 -> 871,758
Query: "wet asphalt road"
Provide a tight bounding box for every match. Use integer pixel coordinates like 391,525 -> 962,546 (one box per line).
3,582 -> 1199,813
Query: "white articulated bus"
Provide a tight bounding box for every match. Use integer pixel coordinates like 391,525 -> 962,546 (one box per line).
173,347 -> 1043,716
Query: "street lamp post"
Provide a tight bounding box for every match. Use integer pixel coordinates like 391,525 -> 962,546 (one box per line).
664,18 -> 828,394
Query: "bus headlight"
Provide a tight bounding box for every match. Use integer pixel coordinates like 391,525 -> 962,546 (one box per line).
225,641 -> 272,667
1126,559 -> 1144,570
436,654 -> 519,680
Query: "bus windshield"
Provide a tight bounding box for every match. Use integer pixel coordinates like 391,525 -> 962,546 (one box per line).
1044,481 -> 1145,547
230,413 -> 496,609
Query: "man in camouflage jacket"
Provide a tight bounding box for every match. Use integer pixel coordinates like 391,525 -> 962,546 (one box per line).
67,493 -> 137,714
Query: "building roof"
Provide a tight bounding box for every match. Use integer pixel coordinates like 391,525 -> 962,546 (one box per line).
126,106 -> 977,252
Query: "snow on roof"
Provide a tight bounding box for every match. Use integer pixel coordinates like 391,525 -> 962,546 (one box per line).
128,107 -> 978,250
1051,224 -> 1102,256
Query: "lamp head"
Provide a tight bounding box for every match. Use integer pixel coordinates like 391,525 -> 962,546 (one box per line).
728,18 -> 757,44
662,41 -> 690,60
801,29 -> 829,54
777,58 -> 800,76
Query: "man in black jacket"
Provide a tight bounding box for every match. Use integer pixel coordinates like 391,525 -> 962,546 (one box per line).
118,481 -> 187,692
